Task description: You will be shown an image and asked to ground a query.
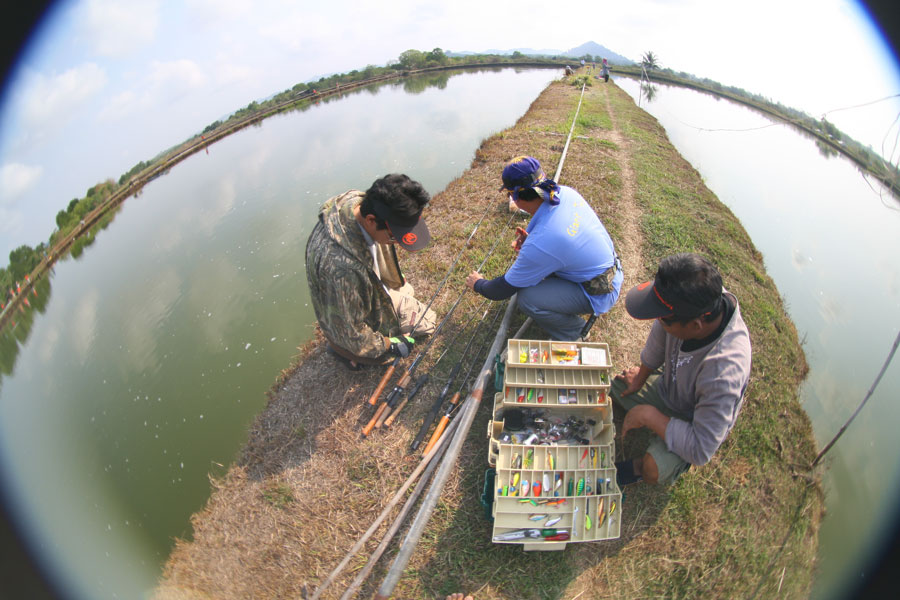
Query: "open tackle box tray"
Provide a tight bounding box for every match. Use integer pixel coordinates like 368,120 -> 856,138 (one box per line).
487,339 -> 621,550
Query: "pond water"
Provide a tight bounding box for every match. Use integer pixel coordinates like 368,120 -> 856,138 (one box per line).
0,67 -> 560,600
616,75 -> 900,600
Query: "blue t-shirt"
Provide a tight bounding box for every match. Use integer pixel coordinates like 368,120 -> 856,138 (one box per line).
504,185 -> 622,314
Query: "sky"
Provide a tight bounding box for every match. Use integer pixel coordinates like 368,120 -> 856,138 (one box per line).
0,0 -> 898,263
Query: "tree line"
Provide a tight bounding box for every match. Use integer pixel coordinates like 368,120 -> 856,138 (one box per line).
7,45 -> 894,303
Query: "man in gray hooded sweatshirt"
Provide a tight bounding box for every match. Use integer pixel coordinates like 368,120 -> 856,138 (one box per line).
613,253 -> 752,486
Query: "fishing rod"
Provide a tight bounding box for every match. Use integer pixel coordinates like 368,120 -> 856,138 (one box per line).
362,210 -> 519,435
362,293 -> 464,436
406,305 -> 491,450
382,301 -> 489,428
408,254 -> 515,451
365,196 -> 496,407
373,296 -> 518,600
421,305 -> 504,455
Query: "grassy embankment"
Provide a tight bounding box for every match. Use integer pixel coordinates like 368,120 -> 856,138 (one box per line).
156,69 -> 821,599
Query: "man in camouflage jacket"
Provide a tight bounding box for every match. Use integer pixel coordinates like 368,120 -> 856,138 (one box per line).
305,174 -> 436,368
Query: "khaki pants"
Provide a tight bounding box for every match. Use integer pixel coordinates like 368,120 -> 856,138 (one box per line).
387,282 -> 436,337
611,374 -> 691,486
327,283 -> 437,366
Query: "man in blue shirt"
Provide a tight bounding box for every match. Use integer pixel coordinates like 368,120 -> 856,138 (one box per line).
465,156 -> 623,340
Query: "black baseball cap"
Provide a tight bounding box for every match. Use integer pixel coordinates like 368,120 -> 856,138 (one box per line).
369,196 -> 431,251
625,279 -> 720,320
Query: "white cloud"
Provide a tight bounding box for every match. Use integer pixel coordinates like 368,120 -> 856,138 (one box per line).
84,0 -> 159,56
99,59 -> 207,120
17,63 -> 107,130
0,163 -> 44,204
0,207 -> 24,237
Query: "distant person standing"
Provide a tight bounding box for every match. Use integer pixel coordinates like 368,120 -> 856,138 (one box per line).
600,58 -> 610,82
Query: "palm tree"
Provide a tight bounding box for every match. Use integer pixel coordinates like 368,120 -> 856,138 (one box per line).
641,51 -> 659,70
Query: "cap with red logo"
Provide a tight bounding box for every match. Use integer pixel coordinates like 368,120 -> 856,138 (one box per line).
369,196 -> 430,252
625,279 -> 720,320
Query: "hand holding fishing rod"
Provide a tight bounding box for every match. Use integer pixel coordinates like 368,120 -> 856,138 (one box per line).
365,196 -> 495,407
362,291 -> 469,436
363,210 -> 516,436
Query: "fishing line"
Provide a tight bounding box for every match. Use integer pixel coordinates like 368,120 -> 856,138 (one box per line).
820,93 -> 900,118
812,329 -> 900,468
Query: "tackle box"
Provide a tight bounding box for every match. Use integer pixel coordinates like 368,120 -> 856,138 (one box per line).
487,339 -> 621,550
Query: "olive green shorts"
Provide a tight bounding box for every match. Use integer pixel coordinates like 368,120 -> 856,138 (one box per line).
611,374 -> 691,486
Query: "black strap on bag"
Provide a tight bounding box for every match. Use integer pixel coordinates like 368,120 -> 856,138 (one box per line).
578,255 -> 621,339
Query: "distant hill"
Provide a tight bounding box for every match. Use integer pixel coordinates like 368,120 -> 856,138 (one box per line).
562,41 -> 633,65
447,41 -> 633,65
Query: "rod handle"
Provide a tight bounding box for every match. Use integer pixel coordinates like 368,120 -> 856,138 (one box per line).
422,416 -> 449,456
362,402 -> 388,437
366,359 -> 398,405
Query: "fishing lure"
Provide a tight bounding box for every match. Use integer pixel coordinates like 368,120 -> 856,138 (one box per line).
524,448 -> 534,469
511,452 -> 521,469
554,472 -> 562,491
576,478 -> 585,496
521,479 -> 530,496
516,388 -> 524,403
531,481 -> 541,496
545,516 -> 561,527
545,498 -> 566,506
527,388 -> 535,402
519,350 -> 528,363
567,478 -> 574,496
542,473 -> 550,495
547,451 -> 554,470
529,513 -> 548,521
591,448 -> 597,468
537,390 -> 544,403
537,368 -> 545,383
544,531 -> 570,541
512,472 -> 520,488
580,448 -> 589,466
598,497 -> 606,528
585,512 -> 592,531
493,528 -> 541,541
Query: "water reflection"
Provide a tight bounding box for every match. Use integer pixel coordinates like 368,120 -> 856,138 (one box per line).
0,67 -> 560,600
615,75 -> 900,600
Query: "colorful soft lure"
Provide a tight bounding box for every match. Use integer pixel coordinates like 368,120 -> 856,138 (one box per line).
524,448 -> 534,469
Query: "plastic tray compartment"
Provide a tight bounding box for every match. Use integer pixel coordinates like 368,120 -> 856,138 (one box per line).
491,443 -> 621,550
507,339 -> 612,367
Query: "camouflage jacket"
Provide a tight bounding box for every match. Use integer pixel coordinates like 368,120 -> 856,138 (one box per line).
305,190 -> 405,359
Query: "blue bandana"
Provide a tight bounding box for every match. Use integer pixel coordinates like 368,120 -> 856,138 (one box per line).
500,156 -> 560,205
